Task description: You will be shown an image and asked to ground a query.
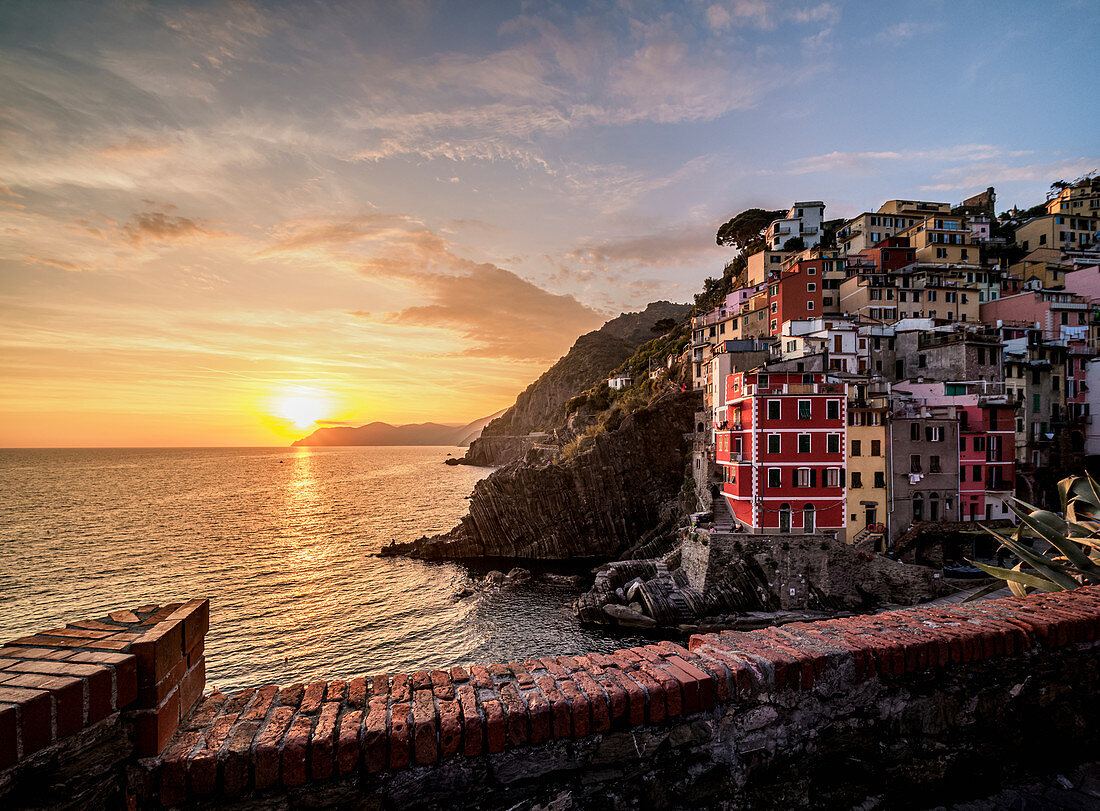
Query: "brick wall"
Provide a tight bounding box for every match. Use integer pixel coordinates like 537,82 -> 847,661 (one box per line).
0,599 -> 208,805
6,590 -> 1100,809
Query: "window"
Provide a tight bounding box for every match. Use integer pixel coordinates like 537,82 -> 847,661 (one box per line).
871,439 -> 881,456
978,347 -> 986,365
795,468 -> 815,487
827,433 -> 840,453
768,468 -> 781,488
826,468 -> 841,487
768,400 -> 781,420
768,434 -> 781,454
851,471 -> 863,488
918,354 -> 927,368
798,434 -> 811,453
973,465 -> 982,481
910,423 -> 919,441
959,437 -> 966,451
874,471 -> 886,488
851,439 -> 862,456
758,374 -> 769,389
807,283 -> 817,292
807,300 -> 814,311
913,494 -> 924,521
827,400 -> 840,420
798,400 -> 812,420
973,437 -> 986,452
910,455 -> 922,473
930,455 -> 941,473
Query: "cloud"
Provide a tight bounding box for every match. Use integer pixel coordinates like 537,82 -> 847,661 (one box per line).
920,157 -> 1100,192
566,223 -> 728,270
780,144 -> 1026,175
117,209 -> 228,247
876,21 -> 942,43
98,136 -> 175,159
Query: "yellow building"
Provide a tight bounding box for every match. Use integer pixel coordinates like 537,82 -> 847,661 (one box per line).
877,199 -> 952,216
745,249 -> 791,286
1045,178 -> 1100,217
846,394 -> 890,549
896,213 -> 979,266
1015,213 -> 1098,255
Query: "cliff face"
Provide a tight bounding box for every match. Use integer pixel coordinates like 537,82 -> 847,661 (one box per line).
382,389 -> 699,560
464,301 -> 689,465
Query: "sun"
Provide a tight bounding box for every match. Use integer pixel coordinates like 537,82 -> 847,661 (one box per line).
278,395 -> 326,428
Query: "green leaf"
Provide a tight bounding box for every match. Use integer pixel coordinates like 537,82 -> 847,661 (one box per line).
986,520 -> 1081,590
962,581 -> 1010,603
970,560 -> 1063,592
1006,504 -> 1100,583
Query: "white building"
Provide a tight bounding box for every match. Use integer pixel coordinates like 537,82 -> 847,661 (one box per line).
766,201 -> 826,251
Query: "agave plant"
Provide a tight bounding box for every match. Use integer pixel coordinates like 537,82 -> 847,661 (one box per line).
968,474 -> 1100,598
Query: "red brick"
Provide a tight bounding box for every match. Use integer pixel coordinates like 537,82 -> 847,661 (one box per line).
137,655 -> 187,708
470,665 -> 493,689
277,683 -> 304,708
337,708 -> 362,775
574,655 -> 604,675
84,639 -> 132,652
482,699 -> 506,753
627,667 -> 667,723
388,702 -> 411,768
449,666 -> 469,683
370,674 -> 389,700
165,599 -> 210,655
438,699 -> 462,757
630,646 -> 664,664
186,637 -> 205,668
310,701 -> 340,779
557,678 -> 590,737
220,719 -> 260,796
412,689 -> 438,765
535,676 -> 572,738
596,674 -> 629,726
390,673 -> 411,703
11,660 -> 115,722
430,669 -> 455,700
41,627 -> 116,640
130,621 -> 183,687
66,650 -> 138,710
7,635 -> 84,649
135,604 -> 159,615
0,686 -> 52,755
299,681 -> 325,714
570,671 -> 610,732
132,688 -> 180,757
281,715 -> 313,786
68,620 -> 123,632
362,699 -> 388,772
607,669 -> 646,725
0,646 -> 72,661
456,684 -> 482,757
498,683 -> 529,746
180,690 -> 225,733
539,657 -> 568,678
108,610 -> 140,624
158,728 -> 201,806
347,676 -> 367,708
525,689 -> 552,744
0,705 -> 17,769
411,670 -> 432,691
1,674 -> 83,737
488,663 -> 511,680
252,706 -> 295,790
327,680 -> 348,703
238,685 -> 276,725
509,661 -> 534,687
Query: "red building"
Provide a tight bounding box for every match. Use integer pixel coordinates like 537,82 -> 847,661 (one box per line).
716,370 -> 846,535
957,400 -> 1016,521
856,236 -> 915,272
767,262 -> 823,336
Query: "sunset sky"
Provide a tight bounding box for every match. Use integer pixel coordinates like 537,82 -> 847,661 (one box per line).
2,0 -> 1097,446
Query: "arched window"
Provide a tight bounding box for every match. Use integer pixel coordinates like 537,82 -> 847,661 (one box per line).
913,493 -> 924,522
804,504 -> 816,533
779,503 -> 791,533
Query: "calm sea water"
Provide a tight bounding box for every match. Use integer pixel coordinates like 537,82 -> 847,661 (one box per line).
0,447 -> 647,691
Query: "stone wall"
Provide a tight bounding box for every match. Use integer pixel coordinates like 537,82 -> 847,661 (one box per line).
0,601 -> 209,808
6,590 -> 1100,809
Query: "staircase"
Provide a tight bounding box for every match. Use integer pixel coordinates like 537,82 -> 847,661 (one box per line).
850,524 -> 885,552
711,492 -> 735,531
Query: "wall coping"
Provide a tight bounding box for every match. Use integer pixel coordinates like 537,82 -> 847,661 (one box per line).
150,587 -> 1100,806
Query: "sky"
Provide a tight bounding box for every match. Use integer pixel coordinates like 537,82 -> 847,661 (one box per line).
1,0 -> 1097,447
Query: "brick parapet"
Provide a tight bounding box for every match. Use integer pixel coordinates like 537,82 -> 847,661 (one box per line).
0,598 -> 209,774
135,587 -> 1100,806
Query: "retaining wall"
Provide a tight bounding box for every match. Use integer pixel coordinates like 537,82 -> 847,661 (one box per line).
4,590 -> 1100,809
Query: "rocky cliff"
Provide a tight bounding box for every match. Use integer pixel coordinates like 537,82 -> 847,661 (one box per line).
381,389 -> 699,560
462,301 -> 689,465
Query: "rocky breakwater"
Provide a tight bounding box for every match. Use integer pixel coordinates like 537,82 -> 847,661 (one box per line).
382,389 -> 699,560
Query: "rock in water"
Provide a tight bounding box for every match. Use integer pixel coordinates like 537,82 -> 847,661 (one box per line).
602,603 -> 658,627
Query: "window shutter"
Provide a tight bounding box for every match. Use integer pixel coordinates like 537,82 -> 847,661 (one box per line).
810,469 -> 817,488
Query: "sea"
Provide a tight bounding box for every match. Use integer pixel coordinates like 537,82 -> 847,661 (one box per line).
0,446 -> 649,691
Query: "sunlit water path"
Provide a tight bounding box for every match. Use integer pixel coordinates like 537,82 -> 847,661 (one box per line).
0,447 -> 644,691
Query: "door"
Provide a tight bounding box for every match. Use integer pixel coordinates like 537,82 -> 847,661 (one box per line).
804,505 -> 815,534
865,507 -> 877,529
779,504 -> 791,533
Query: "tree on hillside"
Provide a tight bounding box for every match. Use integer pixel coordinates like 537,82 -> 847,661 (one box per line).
650,317 -> 678,335
715,208 -> 785,251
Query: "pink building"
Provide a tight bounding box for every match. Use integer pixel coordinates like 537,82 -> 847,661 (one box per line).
979,290 -> 1091,341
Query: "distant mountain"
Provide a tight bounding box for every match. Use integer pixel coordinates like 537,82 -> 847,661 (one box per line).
291,411 -> 503,447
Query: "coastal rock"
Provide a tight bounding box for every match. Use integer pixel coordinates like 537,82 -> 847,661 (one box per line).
602,603 -> 657,627
461,302 -> 690,466
381,389 -> 699,560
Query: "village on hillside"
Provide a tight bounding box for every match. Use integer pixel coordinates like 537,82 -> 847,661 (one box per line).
676,176 -> 1100,559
